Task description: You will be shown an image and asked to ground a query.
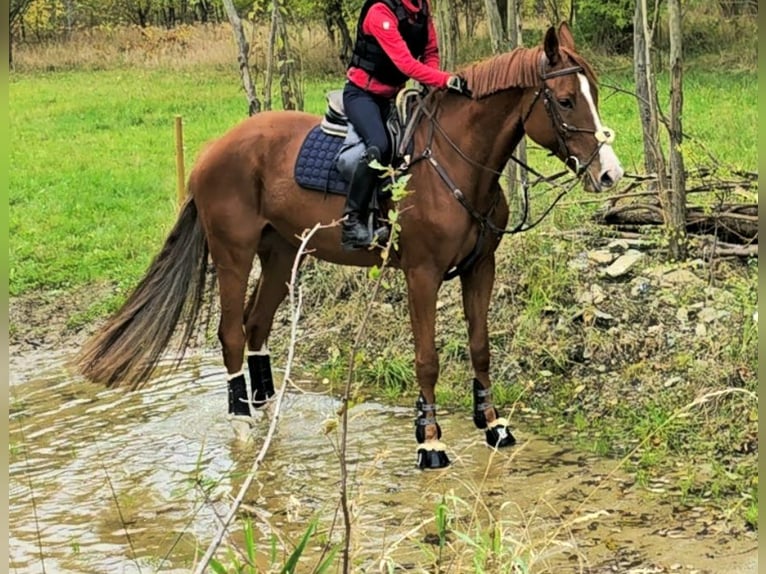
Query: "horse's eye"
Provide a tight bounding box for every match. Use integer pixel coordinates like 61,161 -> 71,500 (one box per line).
558,98 -> 574,110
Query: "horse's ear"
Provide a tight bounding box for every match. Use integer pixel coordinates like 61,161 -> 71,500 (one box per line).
544,26 -> 560,66
558,21 -> 575,51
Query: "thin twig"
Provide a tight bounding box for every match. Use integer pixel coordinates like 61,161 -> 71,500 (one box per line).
192,221 -> 333,574
99,458 -> 143,574
339,265 -> 388,572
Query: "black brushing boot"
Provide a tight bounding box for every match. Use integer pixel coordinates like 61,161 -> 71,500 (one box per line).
414,393 -> 450,470
247,353 -> 275,407
227,373 -> 251,417
472,379 -> 517,448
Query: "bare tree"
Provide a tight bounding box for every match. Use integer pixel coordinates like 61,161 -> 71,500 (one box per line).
633,0 -> 666,189
505,0 -> 527,197
222,0 -> 260,116
265,0 -> 303,111
665,0 -> 686,258
323,0 -> 353,67
634,0 -> 689,260
433,0 -> 458,70
484,0 -> 506,52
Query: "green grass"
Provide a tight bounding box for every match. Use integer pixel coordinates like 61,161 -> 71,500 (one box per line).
10,66 -> 756,300
8,68 -> 342,299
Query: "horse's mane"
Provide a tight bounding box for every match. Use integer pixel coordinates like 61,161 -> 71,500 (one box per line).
460,46 -> 598,99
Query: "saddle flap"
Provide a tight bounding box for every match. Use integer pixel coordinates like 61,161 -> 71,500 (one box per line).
319,86 -> 424,166
326,89 -> 345,117
321,90 -> 348,136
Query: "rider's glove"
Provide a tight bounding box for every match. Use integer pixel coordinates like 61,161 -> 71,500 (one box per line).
446,75 -> 472,97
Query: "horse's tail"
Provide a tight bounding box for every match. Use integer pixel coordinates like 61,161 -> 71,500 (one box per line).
76,198 -> 210,389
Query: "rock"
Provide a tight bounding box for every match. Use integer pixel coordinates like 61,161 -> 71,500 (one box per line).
587,249 -> 615,264
593,308 -> 617,326
695,323 -> 707,337
659,268 -> 703,287
607,239 -> 630,252
698,307 -> 728,323
603,249 -> 644,278
567,253 -> 589,271
664,376 -> 681,388
577,284 -> 606,305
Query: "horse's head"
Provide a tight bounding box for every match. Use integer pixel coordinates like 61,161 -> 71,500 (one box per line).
522,23 -> 624,192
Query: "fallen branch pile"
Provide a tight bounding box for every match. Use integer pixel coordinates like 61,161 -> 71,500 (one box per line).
590,169 -> 757,250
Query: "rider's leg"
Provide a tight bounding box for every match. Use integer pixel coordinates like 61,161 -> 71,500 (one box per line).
341,82 -> 391,249
341,145 -> 382,249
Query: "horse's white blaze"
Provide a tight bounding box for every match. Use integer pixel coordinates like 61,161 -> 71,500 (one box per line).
577,74 -> 624,185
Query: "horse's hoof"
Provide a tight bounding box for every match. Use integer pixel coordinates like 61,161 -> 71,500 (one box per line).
485,418 -> 516,448
228,415 -> 256,443
416,441 -> 450,470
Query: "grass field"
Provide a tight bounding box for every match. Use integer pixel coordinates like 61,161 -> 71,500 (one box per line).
8,64 -> 757,301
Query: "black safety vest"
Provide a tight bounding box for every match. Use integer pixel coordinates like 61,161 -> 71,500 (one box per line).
349,0 -> 430,87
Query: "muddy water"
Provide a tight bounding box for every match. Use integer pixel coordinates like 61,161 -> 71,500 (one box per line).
10,350 -> 757,574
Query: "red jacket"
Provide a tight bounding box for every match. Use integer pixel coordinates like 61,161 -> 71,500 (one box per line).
347,0 -> 450,98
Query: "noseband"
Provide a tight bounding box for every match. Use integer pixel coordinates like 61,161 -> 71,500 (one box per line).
524,56 -> 614,177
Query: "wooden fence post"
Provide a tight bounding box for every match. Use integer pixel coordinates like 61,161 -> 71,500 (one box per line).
175,115 -> 186,208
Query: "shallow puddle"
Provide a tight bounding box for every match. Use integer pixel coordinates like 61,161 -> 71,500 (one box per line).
9,350 -> 757,573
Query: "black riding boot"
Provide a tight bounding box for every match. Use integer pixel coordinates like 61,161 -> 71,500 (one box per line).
341,146 -> 380,250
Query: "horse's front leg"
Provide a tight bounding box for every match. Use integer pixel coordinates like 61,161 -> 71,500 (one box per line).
405,266 -> 450,470
460,251 -> 516,448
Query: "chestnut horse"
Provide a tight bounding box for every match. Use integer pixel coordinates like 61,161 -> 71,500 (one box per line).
76,23 -> 623,469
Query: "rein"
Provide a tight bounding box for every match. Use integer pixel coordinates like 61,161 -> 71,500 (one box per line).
407,60 -> 604,239
407,54 -> 614,243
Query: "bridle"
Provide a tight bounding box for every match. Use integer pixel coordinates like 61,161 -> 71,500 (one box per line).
404,54 -> 615,240
396,54 -> 616,279
522,55 -> 614,178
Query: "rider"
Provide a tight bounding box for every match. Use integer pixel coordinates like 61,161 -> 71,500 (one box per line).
341,0 -> 471,250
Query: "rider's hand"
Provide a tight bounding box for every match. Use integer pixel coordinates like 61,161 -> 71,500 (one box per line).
446,75 -> 472,97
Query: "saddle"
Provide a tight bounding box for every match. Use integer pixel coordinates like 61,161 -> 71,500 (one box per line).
293,88 -> 425,196
320,87 -> 424,166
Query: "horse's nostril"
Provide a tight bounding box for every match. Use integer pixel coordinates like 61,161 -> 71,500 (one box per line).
600,172 -> 614,188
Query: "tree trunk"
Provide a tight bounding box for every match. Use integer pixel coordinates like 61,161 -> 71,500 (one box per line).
484,0 -> 505,53
633,0 -> 665,188
508,0 -> 522,48
264,5 -> 277,111
222,0 -> 260,116
433,0 -> 458,70
666,0 -> 686,259
10,0 -> 35,69
505,0 -> 527,199
265,0 -> 303,111
324,0 -> 353,67
64,0 -> 74,38
275,1 -> 303,111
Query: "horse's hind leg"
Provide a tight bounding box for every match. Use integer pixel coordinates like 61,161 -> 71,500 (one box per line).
243,231 -> 301,407
460,251 -> 516,448
206,230 -> 259,418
